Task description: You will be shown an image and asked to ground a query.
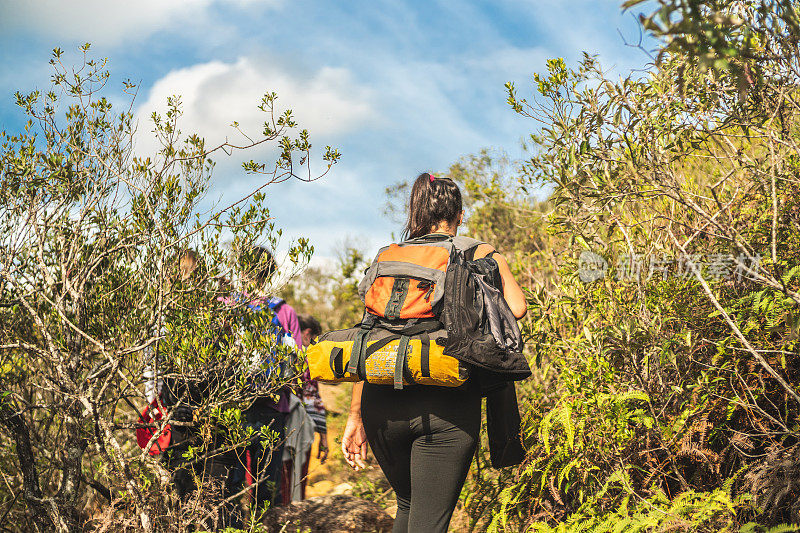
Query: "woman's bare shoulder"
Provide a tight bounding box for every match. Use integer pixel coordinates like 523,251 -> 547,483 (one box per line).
472,243 -> 498,260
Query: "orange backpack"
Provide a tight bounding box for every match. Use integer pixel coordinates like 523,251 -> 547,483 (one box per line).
359,235 -> 455,320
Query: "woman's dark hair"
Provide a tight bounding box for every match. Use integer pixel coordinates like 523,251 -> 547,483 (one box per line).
298,314 -> 322,337
402,173 -> 463,239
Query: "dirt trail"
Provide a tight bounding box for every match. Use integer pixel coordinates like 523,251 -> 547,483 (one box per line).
302,384 -> 395,511
304,383 -> 350,497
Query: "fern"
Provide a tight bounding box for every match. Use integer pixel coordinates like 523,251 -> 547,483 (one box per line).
781,264 -> 800,284
557,458 -> 582,491
741,525 -> 800,533
559,403 -> 575,451
523,483 -> 761,533
540,407 -> 556,455
765,525 -> 800,533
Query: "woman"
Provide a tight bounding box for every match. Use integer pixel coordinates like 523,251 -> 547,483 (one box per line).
341,173 -> 527,533
223,246 -> 300,513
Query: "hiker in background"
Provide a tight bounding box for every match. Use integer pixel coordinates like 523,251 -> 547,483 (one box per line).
141,249 -> 241,528
157,249 -> 205,501
280,314 -> 328,503
143,250 -> 201,403
226,246 -> 302,514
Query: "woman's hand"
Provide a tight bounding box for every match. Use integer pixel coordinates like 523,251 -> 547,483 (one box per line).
341,413 -> 368,470
317,431 -> 329,464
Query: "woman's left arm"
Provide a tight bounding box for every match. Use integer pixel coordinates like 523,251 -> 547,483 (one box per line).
473,244 -> 527,319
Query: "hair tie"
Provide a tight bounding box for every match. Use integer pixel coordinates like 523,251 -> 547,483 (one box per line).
429,173 -> 435,182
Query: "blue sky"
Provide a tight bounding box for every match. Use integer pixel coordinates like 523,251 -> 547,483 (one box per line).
0,0 -> 656,263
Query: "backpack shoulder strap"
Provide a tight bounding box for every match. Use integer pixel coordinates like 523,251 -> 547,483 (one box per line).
264,297 -> 287,341
405,233 -> 452,244
453,236 -> 486,261
477,249 -> 498,261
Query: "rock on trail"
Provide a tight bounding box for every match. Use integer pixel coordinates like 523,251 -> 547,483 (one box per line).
262,494 -> 394,532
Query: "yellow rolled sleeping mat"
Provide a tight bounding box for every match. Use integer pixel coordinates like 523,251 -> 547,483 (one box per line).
306,325 -> 469,388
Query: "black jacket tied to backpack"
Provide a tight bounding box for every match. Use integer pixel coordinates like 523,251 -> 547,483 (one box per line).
439,235 -> 529,468
439,235 -> 530,381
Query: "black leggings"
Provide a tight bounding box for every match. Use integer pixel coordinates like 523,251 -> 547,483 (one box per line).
361,382 -> 481,533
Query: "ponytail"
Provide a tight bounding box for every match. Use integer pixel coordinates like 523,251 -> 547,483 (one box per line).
402,173 -> 462,240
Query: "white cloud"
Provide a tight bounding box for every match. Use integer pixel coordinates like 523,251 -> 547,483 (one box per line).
132,57 -> 384,259
134,56 -> 376,155
0,0 -> 281,46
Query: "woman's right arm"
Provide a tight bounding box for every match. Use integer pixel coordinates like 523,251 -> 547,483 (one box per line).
341,381 -> 368,470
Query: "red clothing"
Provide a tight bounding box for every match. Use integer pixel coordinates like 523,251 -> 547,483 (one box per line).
281,450 -> 312,505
